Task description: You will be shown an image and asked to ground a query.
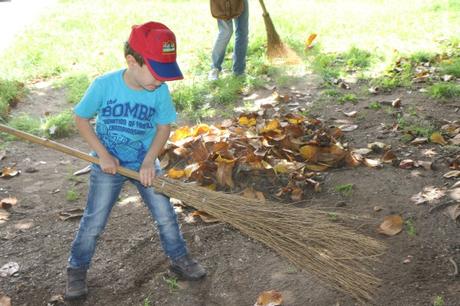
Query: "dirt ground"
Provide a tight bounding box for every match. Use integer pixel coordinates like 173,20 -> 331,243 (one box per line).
1,74 -> 459,306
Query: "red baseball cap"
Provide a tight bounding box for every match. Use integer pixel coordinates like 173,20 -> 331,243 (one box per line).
128,21 -> 183,81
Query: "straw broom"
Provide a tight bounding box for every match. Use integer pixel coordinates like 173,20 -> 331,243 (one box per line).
258,0 -> 300,63
0,124 -> 385,302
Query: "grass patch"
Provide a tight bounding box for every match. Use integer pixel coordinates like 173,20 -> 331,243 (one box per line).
55,74 -> 91,104
163,276 -> 179,292
370,59 -> 413,91
342,46 -> 373,69
409,51 -> 437,64
369,101 -> 382,110
6,114 -> 42,139
428,83 -> 460,99
42,110 -> 76,138
338,93 -> 358,105
397,114 -> 436,138
440,57 -> 460,77
405,218 -> 416,237
66,189 -> 79,202
335,183 -> 353,196
0,79 -> 27,120
433,295 -> 445,306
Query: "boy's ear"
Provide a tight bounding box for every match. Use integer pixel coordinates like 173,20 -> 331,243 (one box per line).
126,54 -> 138,67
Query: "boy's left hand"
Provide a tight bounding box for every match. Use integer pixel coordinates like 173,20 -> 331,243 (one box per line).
139,163 -> 156,187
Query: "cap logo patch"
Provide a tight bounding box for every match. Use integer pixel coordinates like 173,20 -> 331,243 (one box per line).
162,41 -> 176,54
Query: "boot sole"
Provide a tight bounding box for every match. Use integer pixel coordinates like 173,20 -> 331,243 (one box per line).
169,266 -> 206,281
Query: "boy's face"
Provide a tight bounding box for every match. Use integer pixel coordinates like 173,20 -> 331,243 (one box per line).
127,55 -> 164,91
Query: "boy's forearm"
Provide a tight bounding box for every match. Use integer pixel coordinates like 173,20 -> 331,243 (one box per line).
75,115 -> 111,158
143,124 -> 171,164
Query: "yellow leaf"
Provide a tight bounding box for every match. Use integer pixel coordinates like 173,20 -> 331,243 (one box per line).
239,116 -> 256,127
184,163 -> 200,178
261,119 -> 281,133
192,124 -> 210,136
305,33 -> 317,49
430,132 -> 447,145
255,290 -> 283,306
167,168 -> 185,179
299,145 -> 318,162
378,215 -> 403,236
170,126 -> 191,142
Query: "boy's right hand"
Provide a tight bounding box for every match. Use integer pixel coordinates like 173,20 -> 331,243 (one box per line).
99,154 -> 119,175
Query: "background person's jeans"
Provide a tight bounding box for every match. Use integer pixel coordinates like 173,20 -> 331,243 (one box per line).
68,162 -> 187,269
211,0 -> 249,75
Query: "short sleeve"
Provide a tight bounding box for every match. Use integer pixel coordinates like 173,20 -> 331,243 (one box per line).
153,84 -> 177,125
74,78 -> 104,118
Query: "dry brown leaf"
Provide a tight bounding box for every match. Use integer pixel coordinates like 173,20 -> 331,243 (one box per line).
399,159 -> 415,169
0,167 -> 20,178
414,160 -> 432,170
411,186 -> 446,205
291,187 -> 303,201
0,294 -> 11,306
343,110 -> 357,117
444,170 -> 460,178
449,188 -> 460,202
391,98 -> 402,108
410,137 -> 428,145
450,134 -> 460,145
430,132 -> 447,145
446,204 -> 460,221
338,124 -> 358,132
345,151 -> 362,167
0,197 -> 17,209
216,155 -> 235,188
192,211 -> 219,223
299,145 -> 318,162
254,290 -> 283,306
0,209 -> 10,224
363,158 -> 382,168
240,187 -> 266,202
382,150 -> 397,163
378,215 -> 403,236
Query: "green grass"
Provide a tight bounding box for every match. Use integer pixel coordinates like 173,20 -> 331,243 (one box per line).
0,79 -> 26,120
405,218 -> 417,237
397,114 -> 436,138
163,276 -> 179,292
428,83 -> 460,99
409,51 -> 437,64
440,57 -> 460,77
338,93 -> 358,105
335,183 -> 353,196
66,189 -> 79,202
55,74 -> 91,104
42,110 -> 76,138
342,46 -> 373,69
433,295 -> 445,306
369,101 -> 382,110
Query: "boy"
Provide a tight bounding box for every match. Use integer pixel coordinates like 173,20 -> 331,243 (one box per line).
65,21 -> 206,300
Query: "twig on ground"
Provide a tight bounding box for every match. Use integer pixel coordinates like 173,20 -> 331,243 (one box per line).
448,257 -> 458,277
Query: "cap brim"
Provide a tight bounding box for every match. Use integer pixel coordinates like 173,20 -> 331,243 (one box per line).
146,58 -> 183,81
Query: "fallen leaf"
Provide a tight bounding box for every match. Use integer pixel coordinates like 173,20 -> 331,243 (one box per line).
0,262 -> 19,277
444,170 -> 460,178
378,215 -> 403,236
254,290 -> 283,306
73,165 -> 91,176
391,98 -> 402,108
0,209 -> 9,224
305,33 -> 317,49
414,160 -> 432,170
240,187 -> 266,202
363,158 -> 382,168
450,134 -> 460,145
338,124 -> 358,132
410,137 -> 428,145
399,159 -> 415,169
59,208 -> 84,221
343,110 -> 357,117
0,197 -> 17,209
382,150 -> 397,163
167,168 -> 186,179
0,151 -> 6,161
118,196 -> 141,206
0,294 -> 11,306
411,186 -> 446,204
0,167 -> 20,178
430,132 -> 447,145
449,188 -> 460,202
422,148 -> 437,158
446,204 -> 460,221
373,206 -> 383,212
192,211 -> 219,223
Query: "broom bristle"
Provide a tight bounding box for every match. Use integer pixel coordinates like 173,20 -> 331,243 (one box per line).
154,177 -> 385,302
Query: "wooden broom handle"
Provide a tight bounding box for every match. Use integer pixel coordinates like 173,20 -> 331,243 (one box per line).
0,123 -> 141,181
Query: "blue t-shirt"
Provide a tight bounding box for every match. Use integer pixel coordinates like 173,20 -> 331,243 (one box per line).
74,69 -> 176,171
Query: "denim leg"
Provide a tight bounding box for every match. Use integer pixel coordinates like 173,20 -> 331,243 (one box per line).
211,19 -> 233,71
68,165 -> 125,269
233,0 -> 249,75
132,160 -> 187,261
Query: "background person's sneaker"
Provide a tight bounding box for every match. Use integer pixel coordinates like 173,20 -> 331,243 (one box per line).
170,254 -> 206,280
208,68 -> 219,81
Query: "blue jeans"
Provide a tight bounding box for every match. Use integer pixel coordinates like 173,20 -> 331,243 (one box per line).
211,0 -> 249,75
68,162 -> 187,269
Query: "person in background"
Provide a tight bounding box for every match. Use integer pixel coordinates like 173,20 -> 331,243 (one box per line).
208,0 -> 249,80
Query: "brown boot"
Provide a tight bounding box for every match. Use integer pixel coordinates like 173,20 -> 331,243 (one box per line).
65,267 -> 88,300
